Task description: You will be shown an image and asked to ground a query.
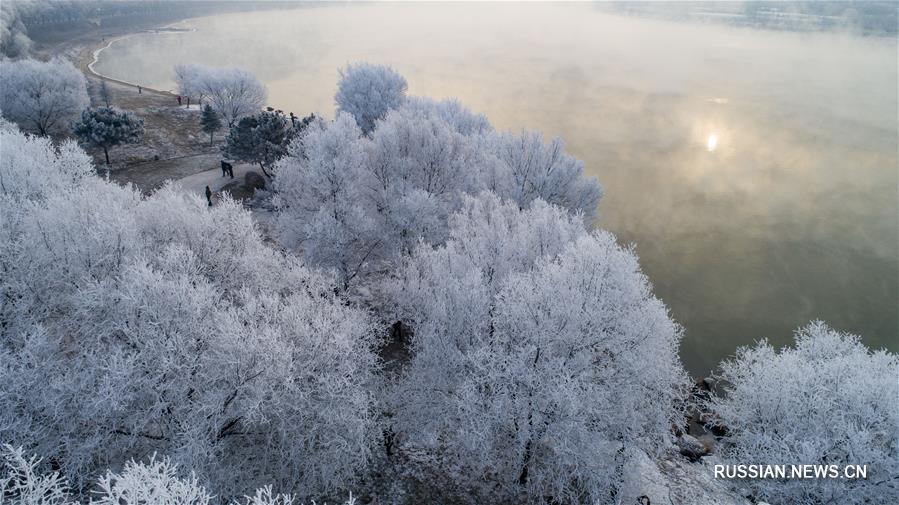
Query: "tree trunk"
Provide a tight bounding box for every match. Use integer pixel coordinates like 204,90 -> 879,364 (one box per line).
259,162 -> 272,178
518,347 -> 542,487
518,439 -> 532,485
608,444 -> 627,503
104,147 -> 110,165
209,131 -> 214,145
384,428 -> 395,458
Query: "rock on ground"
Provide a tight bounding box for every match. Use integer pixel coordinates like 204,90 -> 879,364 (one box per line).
244,170 -> 267,190
678,434 -> 711,462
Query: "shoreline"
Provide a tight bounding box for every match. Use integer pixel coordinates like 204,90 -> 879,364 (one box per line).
81,23 -> 200,97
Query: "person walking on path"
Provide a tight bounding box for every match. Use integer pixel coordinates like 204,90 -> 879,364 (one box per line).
205,185 -> 212,206
177,95 -> 182,106
138,86 -> 142,94
221,160 -> 235,178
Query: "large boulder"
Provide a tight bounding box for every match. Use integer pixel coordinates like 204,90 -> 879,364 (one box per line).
244,170 -> 266,190
677,434 -> 710,462
220,180 -> 254,201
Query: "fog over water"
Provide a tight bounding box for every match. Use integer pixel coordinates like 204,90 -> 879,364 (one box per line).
93,2 -> 898,376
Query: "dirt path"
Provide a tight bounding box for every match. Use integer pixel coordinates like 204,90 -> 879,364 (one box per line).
176,161 -> 259,196
108,153 -> 222,193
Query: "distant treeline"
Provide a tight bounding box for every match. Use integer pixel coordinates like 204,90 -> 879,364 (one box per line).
14,0 -> 309,26
601,1 -> 898,36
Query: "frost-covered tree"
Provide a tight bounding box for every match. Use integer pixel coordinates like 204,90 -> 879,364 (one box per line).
335,63 -> 408,134
199,103 -> 222,145
222,110 -> 296,177
175,64 -> 266,126
98,79 -> 112,108
174,63 -> 206,103
0,123 -> 379,499
490,131 -> 603,223
276,79 -> 602,294
72,106 -> 144,165
387,193 -> 688,503
0,58 -> 88,136
401,96 -> 492,136
705,322 -> 899,505
273,113 -> 381,290
0,3 -> 32,58
363,106 -> 487,256
203,67 -> 266,126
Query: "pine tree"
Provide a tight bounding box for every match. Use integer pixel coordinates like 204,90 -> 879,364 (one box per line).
199,104 -> 222,145
221,110 -> 296,178
72,106 -> 144,165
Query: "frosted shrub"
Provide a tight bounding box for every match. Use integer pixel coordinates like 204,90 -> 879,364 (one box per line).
91,456 -> 211,505
231,486 -> 294,505
706,321 -> 899,504
1,447 -> 363,505
0,445 -> 74,505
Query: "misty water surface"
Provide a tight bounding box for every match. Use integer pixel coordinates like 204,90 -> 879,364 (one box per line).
93,3 -> 898,377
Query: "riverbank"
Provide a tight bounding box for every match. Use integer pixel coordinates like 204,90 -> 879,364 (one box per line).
84,30 -> 183,96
